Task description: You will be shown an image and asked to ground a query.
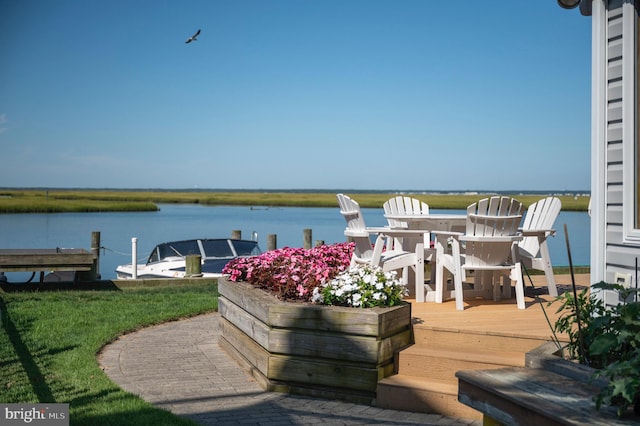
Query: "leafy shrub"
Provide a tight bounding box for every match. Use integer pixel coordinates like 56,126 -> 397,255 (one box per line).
552,285 -> 607,365
552,282 -> 640,417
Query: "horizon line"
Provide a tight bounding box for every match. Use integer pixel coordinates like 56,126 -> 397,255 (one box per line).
0,187 -> 592,195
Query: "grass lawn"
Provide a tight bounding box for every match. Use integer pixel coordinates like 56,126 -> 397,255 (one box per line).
0,281 -> 218,425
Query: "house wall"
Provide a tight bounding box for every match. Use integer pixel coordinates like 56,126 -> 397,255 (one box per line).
592,0 -> 640,292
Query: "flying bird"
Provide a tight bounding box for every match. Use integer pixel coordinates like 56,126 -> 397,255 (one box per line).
185,29 -> 201,44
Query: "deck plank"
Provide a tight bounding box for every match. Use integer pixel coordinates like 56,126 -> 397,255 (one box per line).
408,273 -> 590,341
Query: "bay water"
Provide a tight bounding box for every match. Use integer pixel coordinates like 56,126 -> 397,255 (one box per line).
0,204 -> 590,281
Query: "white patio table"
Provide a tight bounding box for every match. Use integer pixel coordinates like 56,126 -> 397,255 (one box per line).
381,213 -> 467,302
383,213 -> 467,233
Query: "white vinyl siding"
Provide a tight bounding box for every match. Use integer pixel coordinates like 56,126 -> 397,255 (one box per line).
600,0 -> 640,285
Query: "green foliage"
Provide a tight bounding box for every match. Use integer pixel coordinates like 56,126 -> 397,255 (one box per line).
0,282 -> 217,425
552,286 -> 607,364
551,282 -> 640,417
0,190 -> 158,213
589,283 -> 640,417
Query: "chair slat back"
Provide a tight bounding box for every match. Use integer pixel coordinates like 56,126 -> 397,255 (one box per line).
336,193 -> 374,263
408,197 -> 429,214
520,197 -> 562,256
466,196 -> 523,236
337,193 -> 367,234
383,196 -> 430,249
467,214 -> 523,237
383,196 -> 429,228
383,196 -> 404,228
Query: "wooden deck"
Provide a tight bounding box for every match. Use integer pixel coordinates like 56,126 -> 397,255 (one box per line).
376,273 -> 592,420
408,273 -> 591,341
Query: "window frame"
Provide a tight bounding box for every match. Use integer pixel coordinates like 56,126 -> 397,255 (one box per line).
623,2 -> 640,242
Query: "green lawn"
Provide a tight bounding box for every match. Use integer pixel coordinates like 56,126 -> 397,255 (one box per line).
0,282 -> 218,425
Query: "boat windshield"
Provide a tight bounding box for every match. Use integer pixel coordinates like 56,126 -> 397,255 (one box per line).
201,240 -> 234,258
146,239 -> 260,264
153,240 -> 201,262
230,240 -> 262,256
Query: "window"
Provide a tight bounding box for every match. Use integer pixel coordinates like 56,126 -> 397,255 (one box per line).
623,2 -> 640,241
637,4 -> 640,229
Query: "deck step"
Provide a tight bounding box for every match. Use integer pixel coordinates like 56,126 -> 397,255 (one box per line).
412,325 -> 556,353
376,374 -> 481,420
397,345 -> 525,381
457,367 -> 628,425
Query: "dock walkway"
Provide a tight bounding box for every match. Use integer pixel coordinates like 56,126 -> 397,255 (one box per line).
0,248 -> 96,282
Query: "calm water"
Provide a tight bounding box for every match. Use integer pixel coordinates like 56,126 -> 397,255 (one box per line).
0,204 -> 590,280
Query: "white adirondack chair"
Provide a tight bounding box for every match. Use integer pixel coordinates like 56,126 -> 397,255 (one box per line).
383,196 -> 436,291
433,196 -> 525,310
383,196 -> 430,228
336,193 -> 424,295
517,197 -> 562,297
383,195 -> 431,250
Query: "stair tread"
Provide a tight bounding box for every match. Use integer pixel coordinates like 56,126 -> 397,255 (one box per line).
402,344 -> 525,367
411,327 -> 556,353
378,374 -> 457,395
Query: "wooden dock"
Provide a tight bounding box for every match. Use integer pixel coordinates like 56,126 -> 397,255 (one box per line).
0,248 -> 95,271
0,232 -> 101,283
0,248 -> 97,283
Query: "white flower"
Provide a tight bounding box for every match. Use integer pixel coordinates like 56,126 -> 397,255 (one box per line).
315,264 -> 405,307
311,287 -> 323,303
351,293 -> 362,307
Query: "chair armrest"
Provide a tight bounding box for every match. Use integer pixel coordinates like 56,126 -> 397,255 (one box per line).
517,228 -> 556,237
366,227 -> 429,238
344,226 -> 396,237
344,229 -> 373,238
461,235 -> 523,243
431,230 -> 464,238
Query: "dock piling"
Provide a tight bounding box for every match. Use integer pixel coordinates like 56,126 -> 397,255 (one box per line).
303,229 -> 312,249
90,231 -> 100,279
185,255 -> 202,277
131,237 -> 138,279
267,234 -> 277,251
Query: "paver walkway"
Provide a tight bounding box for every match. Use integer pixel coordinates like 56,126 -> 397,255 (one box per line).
99,312 -> 481,426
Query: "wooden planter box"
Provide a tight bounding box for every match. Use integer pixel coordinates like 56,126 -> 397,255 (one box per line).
217,278 -> 412,404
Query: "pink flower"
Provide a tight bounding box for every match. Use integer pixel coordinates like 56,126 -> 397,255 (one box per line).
222,242 -> 354,302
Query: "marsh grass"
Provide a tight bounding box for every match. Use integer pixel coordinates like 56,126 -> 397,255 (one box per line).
0,282 -> 218,425
0,190 -> 158,213
0,189 -> 590,213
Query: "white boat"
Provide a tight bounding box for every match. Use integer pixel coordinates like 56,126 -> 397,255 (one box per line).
115,238 -> 261,279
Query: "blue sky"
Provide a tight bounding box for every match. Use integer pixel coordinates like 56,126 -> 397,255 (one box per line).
0,1 -> 591,191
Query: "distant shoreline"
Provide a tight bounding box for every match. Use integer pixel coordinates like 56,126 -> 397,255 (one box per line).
0,189 -> 591,213
0,187 -> 592,198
